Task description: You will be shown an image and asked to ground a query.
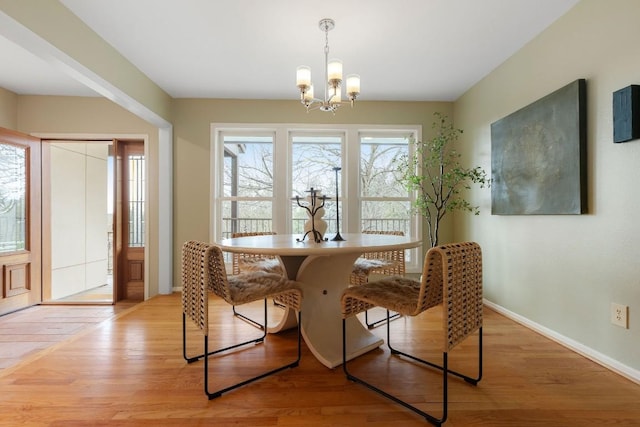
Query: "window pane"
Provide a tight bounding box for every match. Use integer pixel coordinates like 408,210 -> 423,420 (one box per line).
361,200 -> 411,234
221,200 -> 273,239
360,136 -> 409,198
223,136 -> 273,198
291,135 -> 341,197
360,135 -> 411,237
291,135 -> 342,235
0,143 -> 26,253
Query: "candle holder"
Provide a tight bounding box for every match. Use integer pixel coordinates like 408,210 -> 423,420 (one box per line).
331,166 -> 345,241
295,187 -> 330,243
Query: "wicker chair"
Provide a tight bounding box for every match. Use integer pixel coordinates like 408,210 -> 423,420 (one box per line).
181,240 -> 303,400
231,231 -> 282,275
230,231 -> 284,329
350,230 -> 406,328
342,241 -> 483,426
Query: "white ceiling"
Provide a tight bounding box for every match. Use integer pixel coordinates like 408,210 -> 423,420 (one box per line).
0,0 -> 579,102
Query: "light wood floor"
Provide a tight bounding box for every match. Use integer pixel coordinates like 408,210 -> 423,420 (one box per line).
1,293 -> 639,427
0,303 -> 135,370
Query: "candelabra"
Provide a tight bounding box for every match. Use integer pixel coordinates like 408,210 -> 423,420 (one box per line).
295,187 -> 330,243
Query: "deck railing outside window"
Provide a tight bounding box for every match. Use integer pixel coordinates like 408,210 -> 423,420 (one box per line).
221,217 -> 410,240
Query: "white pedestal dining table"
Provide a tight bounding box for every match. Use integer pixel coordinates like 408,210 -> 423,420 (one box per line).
218,233 -> 422,369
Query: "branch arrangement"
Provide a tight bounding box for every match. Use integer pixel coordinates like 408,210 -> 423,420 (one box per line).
395,112 -> 490,247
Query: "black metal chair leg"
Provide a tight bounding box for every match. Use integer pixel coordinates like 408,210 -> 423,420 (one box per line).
343,311 -> 482,426
205,304 -> 301,400
364,309 -> 401,329
232,305 -> 265,330
184,303 -> 268,364
183,313 -> 199,363
233,297 -> 287,329
343,315 -> 447,426
386,316 -> 483,385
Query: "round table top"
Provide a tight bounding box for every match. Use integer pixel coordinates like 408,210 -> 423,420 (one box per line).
218,233 -> 422,256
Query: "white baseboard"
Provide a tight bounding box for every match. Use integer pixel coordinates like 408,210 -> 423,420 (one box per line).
484,299 -> 640,385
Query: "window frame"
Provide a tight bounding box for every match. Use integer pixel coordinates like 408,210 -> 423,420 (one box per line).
211,123 -> 422,272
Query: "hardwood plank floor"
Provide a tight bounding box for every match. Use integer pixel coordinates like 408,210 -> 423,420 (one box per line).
0,303 -> 135,370
0,293 -> 639,426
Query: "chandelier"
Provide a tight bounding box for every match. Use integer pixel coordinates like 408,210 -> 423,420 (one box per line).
296,18 -> 360,113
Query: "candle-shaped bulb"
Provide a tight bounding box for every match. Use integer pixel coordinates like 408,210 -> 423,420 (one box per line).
327,59 -> 343,81
346,74 -> 360,95
304,84 -> 314,102
296,65 -> 311,87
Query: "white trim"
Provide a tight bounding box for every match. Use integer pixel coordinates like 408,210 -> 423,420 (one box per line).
33,132 -> 174,298
484,299 -> 640,385
157,127 -> 173,295
210,122 -> 422,271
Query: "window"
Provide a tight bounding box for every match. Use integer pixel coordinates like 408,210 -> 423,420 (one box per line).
127,153 -> 145,247
291,133 -> 342,234
0,143 -> 27,253
212,124 -> 421,271
219,133 -> 275,238
359,133 -> 412,234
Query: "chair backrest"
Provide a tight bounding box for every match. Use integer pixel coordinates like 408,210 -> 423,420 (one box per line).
181,240 -> 212,335
204,243 -> 234,303
360,230 -> 405,276
182,240 -> 238,336
231,231 -> 277,275
420,242 -> 483,352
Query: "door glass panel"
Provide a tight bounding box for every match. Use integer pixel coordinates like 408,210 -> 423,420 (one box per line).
128,154 -> 145,247
0,143 -> 27,253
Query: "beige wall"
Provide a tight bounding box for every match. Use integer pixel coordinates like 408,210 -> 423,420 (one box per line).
171,98 -> 453,285
454,0 -> 640,374
3,0 -> 637,379
8,94 -> 453,299
0,86 -> 17,129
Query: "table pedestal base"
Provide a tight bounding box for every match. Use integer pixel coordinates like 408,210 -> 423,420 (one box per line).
268,253 -> 383,369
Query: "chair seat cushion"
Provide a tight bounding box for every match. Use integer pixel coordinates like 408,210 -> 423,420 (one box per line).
228,271 -> 302,308
351,258 -> 397,275
238,258 -> 283,274
342,277 -> 422,316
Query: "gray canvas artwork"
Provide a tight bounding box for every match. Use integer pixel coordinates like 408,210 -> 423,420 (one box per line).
491,79 -> 587,215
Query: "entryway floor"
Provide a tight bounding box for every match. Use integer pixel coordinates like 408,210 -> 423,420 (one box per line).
55,283 -> 114,303
0,302 -> 136,370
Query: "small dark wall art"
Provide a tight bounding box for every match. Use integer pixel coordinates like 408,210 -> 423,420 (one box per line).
490,79 -> 587,215
613,85 -> 640,143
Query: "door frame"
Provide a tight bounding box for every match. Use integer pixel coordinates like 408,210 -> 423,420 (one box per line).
38,133 -> 149,304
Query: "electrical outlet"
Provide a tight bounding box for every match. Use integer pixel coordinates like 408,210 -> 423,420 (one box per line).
611,303 -> 629,329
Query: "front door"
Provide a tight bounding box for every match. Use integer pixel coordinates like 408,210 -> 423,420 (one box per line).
0,128 -> 42,316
